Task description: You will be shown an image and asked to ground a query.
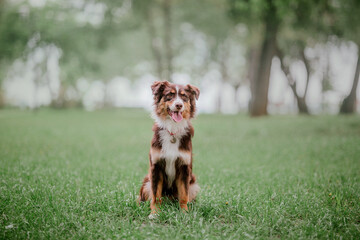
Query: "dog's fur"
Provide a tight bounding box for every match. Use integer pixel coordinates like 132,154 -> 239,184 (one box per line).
138,81 -> 200,216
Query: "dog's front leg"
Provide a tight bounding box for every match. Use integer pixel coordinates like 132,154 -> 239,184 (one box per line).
150,161 -> 164,215
176,163 -> 190,211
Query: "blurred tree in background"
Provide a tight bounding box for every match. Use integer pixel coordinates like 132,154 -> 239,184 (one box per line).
337,0 -> 360,114
0,0 -> 359,115
229,0 -> 279,116
228,0 -> 349,116
0,0 -> 31,106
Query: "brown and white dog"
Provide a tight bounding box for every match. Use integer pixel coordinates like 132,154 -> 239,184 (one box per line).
138,81 -> 200,218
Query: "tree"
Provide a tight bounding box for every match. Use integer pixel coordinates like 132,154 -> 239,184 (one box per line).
276,0 -> 340,114
178,0 -> 246,113
337,0 -> 360,113
1,0 -> 143,108
340,49 -> 360,113
0,1 -> 96,108
276,45 -> 310,114
229,0 -> 342,115
0,1 -> 35,107
229,0 -> 280,116
132,0 -> 175,81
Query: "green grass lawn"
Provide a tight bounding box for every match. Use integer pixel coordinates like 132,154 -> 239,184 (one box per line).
0,109 -> 359,239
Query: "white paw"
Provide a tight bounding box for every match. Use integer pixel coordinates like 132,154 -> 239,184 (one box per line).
148,213 -> 158,220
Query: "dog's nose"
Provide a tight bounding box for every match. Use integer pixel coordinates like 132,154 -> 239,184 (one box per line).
175,103 -> 183,110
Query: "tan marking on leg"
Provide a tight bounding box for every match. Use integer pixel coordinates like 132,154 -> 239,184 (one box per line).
150,173 -> 163,214
176,178 -> 189,211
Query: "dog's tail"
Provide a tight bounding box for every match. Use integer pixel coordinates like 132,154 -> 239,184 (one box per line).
189,182 -> 200,202
138,175 -> 151,203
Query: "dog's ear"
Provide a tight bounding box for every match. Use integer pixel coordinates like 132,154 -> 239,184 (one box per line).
186,84 -> 200,118
186,84 -> 200,100
151,81 -> 169,102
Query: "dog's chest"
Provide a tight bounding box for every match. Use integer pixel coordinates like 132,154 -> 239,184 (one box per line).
159,130 -> 181,187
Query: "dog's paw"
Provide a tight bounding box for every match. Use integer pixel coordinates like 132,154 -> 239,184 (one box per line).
148,213 -> 159,220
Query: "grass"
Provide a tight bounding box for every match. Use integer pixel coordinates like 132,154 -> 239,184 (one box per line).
0,109 -> 359,239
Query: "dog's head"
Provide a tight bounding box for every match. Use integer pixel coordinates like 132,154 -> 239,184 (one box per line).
151,81 -> 200,122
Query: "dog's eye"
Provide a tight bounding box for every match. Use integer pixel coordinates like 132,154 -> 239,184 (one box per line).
165,93 -> 174,101
180,93 -> 188,101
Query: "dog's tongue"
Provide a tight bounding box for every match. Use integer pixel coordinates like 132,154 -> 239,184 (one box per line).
171,111 -> 183,122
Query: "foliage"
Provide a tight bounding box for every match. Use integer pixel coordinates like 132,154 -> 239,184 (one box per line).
0,0 -> 359,112
333,0 -> 360,44
0,3 -> 29,61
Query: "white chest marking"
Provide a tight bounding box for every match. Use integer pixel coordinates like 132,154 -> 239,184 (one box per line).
150,129 -> 191,187
161,129 -> 190,187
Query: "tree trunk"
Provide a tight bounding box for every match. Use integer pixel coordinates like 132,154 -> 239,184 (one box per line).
45,70 -> 58,104
277,46 -> 310,114
0,87 -> 5,108
163,0 -> 173,81
215,82 -> 222,113
33,81 -> 39,111
216,43 -> 230,114
234,84 -> 241,113
102,81 -> 112,108
296,96 -> 309,114
288,82 -> 309,114
300,48 -> 311,99
145,7 -> 164,80
287,82 -> 309,114
246,47 -> 260,110
340,52 -> 360,114
49,81 -> 68,109
249,16 -> 278,117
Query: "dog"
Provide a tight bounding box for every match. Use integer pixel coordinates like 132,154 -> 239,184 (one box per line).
138,81 -> 200,218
